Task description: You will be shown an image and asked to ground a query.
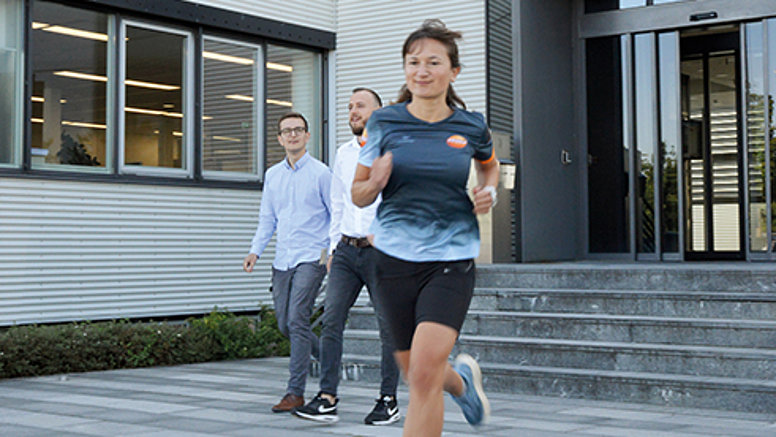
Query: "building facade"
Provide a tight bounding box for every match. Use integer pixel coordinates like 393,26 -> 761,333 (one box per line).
0,0 -> 488,325
532,0 -> 776,263
2,0 -> 775,326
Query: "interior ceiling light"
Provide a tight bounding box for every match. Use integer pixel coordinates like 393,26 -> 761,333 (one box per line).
267,98 -> 293,107
54,71 -> 180,91
125,107 -> 183,118
202,51 -> 293,72
267,62 -> 293,72
54,71 -> 107,82
225,94 -> 254,102
62,120 -> 106,129
125,79 -> 180,91
203,51 -> 254,65
212,135 -> 242,142
30,118 -> 106,129
43,25 -> 108,42
31,96 -> 67,103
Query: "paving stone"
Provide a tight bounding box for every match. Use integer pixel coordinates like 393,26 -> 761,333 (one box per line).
1,357 -> 774,436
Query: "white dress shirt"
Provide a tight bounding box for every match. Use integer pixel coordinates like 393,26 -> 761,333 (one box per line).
328,137 -> 381,254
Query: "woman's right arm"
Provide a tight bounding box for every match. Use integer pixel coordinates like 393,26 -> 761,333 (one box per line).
351,152 -> 393,207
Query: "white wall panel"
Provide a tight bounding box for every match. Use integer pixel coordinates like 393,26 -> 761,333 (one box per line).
184,0 -> 336,32
334,0 -> 487,147
0,177 -> 274,325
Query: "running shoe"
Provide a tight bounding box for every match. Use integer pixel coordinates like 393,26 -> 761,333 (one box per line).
292,392 -> 339,423
451,353 -> 490,426
364,395 -> 401,425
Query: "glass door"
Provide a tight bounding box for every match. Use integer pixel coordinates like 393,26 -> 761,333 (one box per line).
680,27 -> 745,260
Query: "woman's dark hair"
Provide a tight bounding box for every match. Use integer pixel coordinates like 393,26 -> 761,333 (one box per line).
396,19 -> 466,109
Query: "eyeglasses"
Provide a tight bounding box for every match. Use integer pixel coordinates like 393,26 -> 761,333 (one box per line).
279,127 -> 307,137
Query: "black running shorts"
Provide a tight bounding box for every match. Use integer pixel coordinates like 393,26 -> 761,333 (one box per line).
372,249 -> 475,351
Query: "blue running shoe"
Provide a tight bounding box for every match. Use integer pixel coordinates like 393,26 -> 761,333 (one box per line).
451,353 -> 490,426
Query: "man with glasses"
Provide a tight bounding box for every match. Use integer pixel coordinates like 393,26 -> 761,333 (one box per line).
243,111 -> 332,413
293,88 -> 401,425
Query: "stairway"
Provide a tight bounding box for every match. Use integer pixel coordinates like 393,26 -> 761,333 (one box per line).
340,263 -> 776,413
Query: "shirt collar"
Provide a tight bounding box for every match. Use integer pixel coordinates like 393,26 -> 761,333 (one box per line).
284,151 -> 310,170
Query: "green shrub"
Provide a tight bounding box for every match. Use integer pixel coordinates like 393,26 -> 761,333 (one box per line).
0,307 -> 288,379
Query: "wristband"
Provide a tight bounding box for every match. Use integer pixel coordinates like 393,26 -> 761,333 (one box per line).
482,185 -> 497,207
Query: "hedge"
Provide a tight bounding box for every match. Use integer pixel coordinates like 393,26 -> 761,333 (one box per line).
0,308 -> 290,379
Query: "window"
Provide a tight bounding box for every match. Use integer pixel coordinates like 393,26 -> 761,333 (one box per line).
202,37 -> 262,180
3,1 -> 328,182
121,21 -> 192,176
30,0 -> 111,171
265,44 -> 322,166
0,0 -> 21,166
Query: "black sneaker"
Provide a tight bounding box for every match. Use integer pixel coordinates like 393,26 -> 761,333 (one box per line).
364,395 -> 400,425
292,392 -> 339,423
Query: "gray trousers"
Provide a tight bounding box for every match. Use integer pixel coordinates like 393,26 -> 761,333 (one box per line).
319,242 -> 399,397
271,261 -> 326,397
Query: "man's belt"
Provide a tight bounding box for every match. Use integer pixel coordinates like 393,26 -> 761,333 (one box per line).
341,235 -> 371,248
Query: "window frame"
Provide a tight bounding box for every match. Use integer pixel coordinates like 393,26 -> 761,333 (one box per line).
0,0 -> 24,168
118,18 -> 195,178
200,34 -> 264,182
28,3 -> 116,174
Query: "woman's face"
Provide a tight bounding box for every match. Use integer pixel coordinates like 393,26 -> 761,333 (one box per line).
404,38 -> 460,102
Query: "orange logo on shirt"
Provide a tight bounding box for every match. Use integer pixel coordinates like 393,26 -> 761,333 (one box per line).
359,128 -> 368,147
446,135 -> 467,149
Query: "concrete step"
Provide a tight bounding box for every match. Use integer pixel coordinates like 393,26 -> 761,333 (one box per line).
475,264 -> 776,292
470,288 -> 776,319
338,353 -> 776,414
347,308 -> 776,347
342,329 -> 776,380
482,363 -> 776,414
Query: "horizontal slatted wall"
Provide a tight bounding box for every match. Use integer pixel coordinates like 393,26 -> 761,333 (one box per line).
183,0 -> 336,32
335,0 -> 487,147
0,178 -> 273,325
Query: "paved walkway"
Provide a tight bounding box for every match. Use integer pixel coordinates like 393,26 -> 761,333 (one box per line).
0,357 -> 774,436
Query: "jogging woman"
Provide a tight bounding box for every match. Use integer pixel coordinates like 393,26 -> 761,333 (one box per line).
352,19 -> 499,437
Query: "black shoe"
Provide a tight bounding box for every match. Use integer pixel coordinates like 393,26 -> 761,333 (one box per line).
364,395 -> 400,425
293,392 -> 339,423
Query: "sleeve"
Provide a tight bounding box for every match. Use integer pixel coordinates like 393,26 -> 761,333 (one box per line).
328,151 -> 346,254
249,171 -> 277,257
472,112 -> 495,164
358,115 -> 384,168
319,167 -> 333,249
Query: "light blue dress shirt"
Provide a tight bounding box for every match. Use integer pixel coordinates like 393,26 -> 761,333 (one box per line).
250,152 -> 332,270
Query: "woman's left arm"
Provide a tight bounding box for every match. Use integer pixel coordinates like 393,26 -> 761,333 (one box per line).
472,159 -> 500,214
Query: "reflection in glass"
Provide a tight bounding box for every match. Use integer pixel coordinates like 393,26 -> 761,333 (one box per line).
202,38 -> 260,177
745,22 -> 767,252
124,25 -> 185,169
31,0 -> 109,170
0,0 -> 21,165
769,19 -> 776,252
708,54 -> 740,252
659,32 -> 679,253
681,57 -> 706,251
635,33 -> 656,253
586,35 -> 629,253
265,44 -> 321,166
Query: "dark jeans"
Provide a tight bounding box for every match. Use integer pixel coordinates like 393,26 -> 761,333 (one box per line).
319,242 -> 400,397
272,261 -> 326,397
